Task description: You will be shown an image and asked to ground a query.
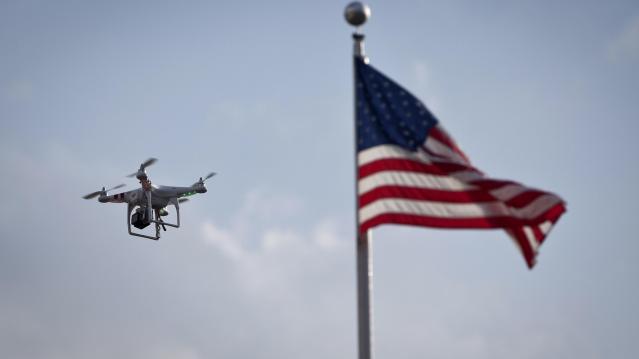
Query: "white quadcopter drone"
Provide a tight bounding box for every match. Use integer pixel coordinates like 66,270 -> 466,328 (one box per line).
83,158 -> 215,240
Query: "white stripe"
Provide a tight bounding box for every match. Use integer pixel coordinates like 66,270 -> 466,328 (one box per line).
359,198 -> 509,223
490,184 -> 529,201
424,136 -> 469,165
358,171 -> 476,195
539,221 -> 553,235
522,226 -> 540,252
359,195 -> 562,224
451,170 -> 483,182
505,229 -> 526,257
513,194 -> 562,219
358,143 -> 473,169
358,144 -> 432,166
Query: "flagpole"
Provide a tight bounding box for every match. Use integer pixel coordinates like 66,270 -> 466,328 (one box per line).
345,3 -> 373,359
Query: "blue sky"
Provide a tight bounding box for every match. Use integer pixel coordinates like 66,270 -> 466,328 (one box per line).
1,1 -> 638,358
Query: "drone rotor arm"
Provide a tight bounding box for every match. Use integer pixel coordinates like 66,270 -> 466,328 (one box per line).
82,184 -> 126,200
82,191 -> 102,200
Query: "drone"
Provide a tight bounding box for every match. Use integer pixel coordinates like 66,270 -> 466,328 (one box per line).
83,158 -> 215,240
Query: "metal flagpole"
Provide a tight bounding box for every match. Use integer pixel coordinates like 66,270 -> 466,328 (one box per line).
345,3 -> 373,359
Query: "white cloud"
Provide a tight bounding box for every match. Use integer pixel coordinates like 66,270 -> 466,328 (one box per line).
312,218 -> 342,250
262,228 -> 299,251
608,14 -> 639,62
201,222 -> 243,260
233,188 -> 304,228
200,189 -> 350,297
196,190 -> 356,358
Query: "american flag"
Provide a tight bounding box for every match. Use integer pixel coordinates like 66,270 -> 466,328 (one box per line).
355,57 -> 566,268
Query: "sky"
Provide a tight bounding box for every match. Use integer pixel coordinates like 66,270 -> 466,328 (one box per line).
1,0 -> 638,358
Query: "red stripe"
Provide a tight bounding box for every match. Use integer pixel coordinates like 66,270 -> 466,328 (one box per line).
429,126 -> 471,163
358,158 -> 474,179
537,208 -> 564,245
361,213 -> 520,230
359,185 -> 497,207
428,126 -> 456,151
507,227 -> 537,268
532,225 -> 545,245
422,146 -> 459,163
505,190 -> 546,208
469,178 -> 519,190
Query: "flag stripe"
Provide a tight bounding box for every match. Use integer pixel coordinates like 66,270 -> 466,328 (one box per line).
489,184 -> 529,201
428,126 -> 471,164
539,221 -> 553,235
532,226 -> 545,244
358,183 -> 555,210
360,202 -> 565,233
358,144 -> 434,166
359,186 -> 497,207
359,195 -> 563,224
358,144 -> 474,168
506,228 -> 537,268
425,136 -> 470,165
504,190 -> 548,208
359,158 -> 472,178
359,170 -> 476,194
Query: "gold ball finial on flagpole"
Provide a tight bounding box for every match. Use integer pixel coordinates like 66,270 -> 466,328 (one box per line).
345,2 -> 370,60
344,2 -> 371,28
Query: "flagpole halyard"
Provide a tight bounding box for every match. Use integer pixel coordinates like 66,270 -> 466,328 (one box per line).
345,3 -> 373,359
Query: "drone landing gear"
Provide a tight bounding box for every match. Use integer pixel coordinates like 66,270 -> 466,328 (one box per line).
126,198 -> 181,241
150,198 -> 180,229
156,210 -> 167,232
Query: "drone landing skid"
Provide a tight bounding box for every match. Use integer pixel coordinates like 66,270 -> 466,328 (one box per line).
151,198 -> 181,229
126,199 -> 181,240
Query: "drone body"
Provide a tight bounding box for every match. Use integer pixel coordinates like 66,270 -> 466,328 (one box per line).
83,158 -> 215,240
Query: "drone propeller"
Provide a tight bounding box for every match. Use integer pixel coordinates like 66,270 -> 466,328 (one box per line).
193,172 -> 217,186
178,198 -> 189,204
82,184 -> 125,200
194,172 -> 216,185
126,158 -> 157,178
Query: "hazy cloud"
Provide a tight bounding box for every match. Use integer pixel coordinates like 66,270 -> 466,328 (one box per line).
201,189 -> 349,295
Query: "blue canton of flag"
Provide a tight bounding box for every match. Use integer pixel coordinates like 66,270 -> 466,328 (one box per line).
355,57 -> 438,151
